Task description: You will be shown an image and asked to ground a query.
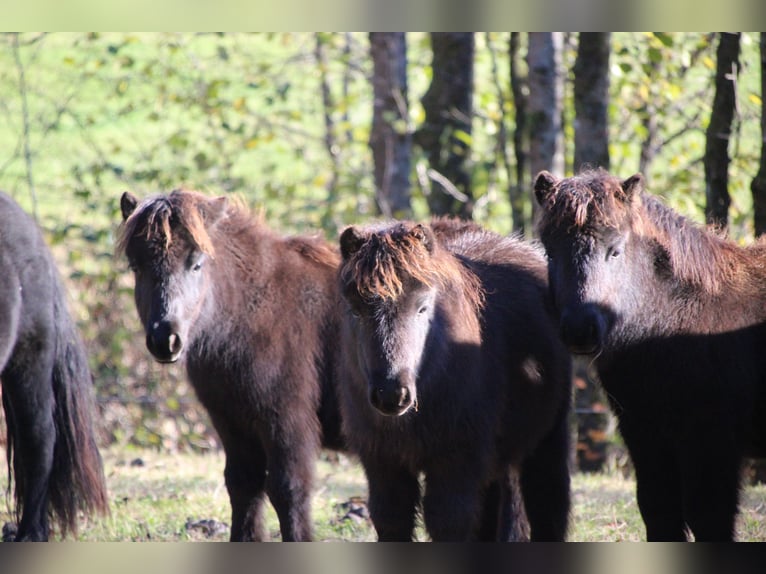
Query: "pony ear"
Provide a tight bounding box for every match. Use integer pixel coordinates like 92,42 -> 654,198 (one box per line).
621,174 -> 644,201
120,191 -> 138,221
340,226 -> 367,260
534,171 -> 558,206
201,196 -> 229,227
409,223 -> 435,253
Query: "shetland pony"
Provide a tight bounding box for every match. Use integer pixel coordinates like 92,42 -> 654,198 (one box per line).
535,169 -> 766,541
337,219 -> 572,541
118,190 -> 344,541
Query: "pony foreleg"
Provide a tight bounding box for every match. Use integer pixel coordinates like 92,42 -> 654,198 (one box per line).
363,461 -> 420,541
495,469 -> 530,542
265,443 -> 317,542
422,466 -> 484,541
519,413 -> 572,542
679,435 -> 741,542
221,436 -> 268,541
620,420 -> 687,541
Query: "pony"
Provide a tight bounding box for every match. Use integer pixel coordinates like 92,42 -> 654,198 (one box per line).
534,168 -> 766,541
337,219 -> 572,541
0,192 -> 108,541
117,189 -> 345,541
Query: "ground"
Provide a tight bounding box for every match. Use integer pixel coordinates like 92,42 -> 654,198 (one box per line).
2,445 -> 765,541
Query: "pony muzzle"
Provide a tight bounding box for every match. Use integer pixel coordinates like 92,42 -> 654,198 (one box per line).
146,321 -> 184,363
369,378 -> 417,417
559,304 -> 607,355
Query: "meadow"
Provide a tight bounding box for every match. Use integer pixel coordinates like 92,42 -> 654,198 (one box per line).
3,445 -> 765,542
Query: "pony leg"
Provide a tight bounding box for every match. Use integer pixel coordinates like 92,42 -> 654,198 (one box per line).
218,430 -> 269,541
475,479 -> 502,540
2,345 -> 57,541
363,460 -> 420,541
520,413 -> 571,542
422,465 -> 484,541
620,420 -> 687,541
477,472 -> 529,541
679,436 -> 740,541
265,439 -> 319,542
496,469 -> 530,542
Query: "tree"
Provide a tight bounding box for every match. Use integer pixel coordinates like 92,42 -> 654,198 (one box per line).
369,33 -> 412,219
751,33 -> 766,236
526,32 -> 565,223
414,33 -> 474,218
315,33 -> 342,226
571,32 -> 612,474
704,32 -> 741,229
508,32 -> 528,234
573,33 -> 611,172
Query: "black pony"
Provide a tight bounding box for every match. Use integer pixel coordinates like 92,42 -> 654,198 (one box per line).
535,169 -> 766,541
118,189 -> 345,541
338,219 -> 572,541
1,192 -> 108,541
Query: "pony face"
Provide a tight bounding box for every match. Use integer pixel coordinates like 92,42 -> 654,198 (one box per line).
344,279 -> 436,417
534,170 -> 645,355
118,191 -> 227,363
339,223 -> 445,417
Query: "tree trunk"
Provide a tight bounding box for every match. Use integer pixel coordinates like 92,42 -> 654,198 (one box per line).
751,33 -> 766,236
526,32 -> 565,223
369,33 -> 412,219
573,33 -> 611,172
705,32 -> 741,229
315,33 -> 341,229
414,33 -> 474,218
571,32 -> 613,475
508,32 -> 527,235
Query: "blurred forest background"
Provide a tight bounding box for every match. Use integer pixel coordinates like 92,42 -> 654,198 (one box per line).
0,32 -> 764,472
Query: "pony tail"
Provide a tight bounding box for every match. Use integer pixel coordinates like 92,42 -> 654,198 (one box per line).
48,287 -> 109,537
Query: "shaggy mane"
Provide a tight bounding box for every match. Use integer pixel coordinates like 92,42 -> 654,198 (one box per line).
341,222 -> 483,311
116,189 -> 244,257
538,169 -> 762,294
537,169 -> 631,233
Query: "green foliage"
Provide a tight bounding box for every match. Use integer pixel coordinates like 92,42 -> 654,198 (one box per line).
608,32 -> 762,237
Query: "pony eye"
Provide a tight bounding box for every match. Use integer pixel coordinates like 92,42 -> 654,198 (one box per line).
418,305 -> 428,315
189,254 -> 205,272
607,246 -> 621,259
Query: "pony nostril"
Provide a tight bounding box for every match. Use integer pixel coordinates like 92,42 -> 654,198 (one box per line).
145,324 -> 183,362
398,387 -> 411,407
168,333 -> 183,355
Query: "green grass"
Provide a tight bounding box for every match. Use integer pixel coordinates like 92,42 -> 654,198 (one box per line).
3,445 -> 766,542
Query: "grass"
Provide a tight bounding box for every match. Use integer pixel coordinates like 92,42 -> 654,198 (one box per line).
3,445 -> 766,542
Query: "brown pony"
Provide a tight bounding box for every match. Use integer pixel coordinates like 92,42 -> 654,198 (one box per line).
117,190 -> 345,541
535,169 -> 766,541
337,219 -> 572,541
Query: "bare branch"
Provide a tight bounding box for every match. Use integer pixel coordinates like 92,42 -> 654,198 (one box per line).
11,32 -> 38,221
